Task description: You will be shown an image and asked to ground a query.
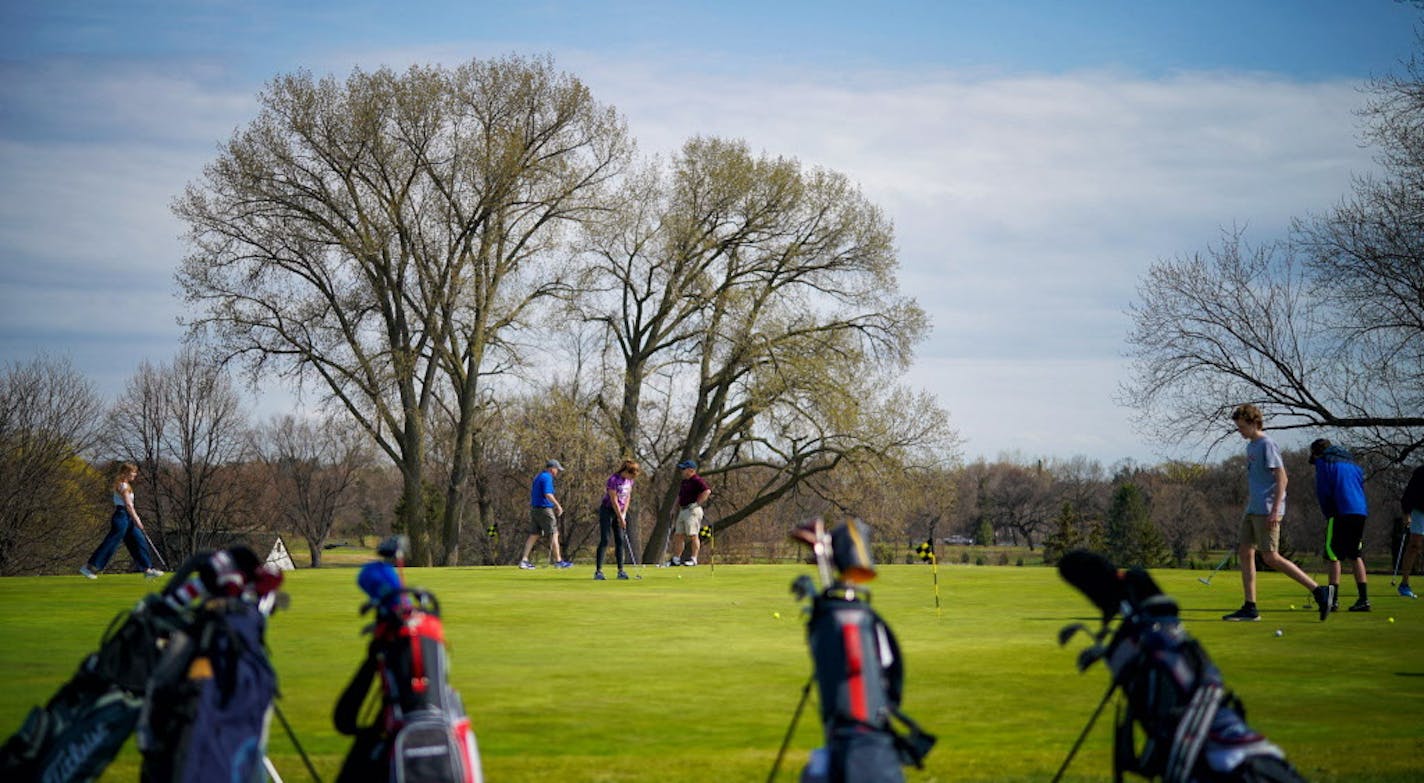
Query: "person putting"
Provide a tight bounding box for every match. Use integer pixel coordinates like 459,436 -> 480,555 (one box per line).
667,459 -> 710,566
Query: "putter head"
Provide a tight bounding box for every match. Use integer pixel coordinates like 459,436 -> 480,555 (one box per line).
1197,576 -> 1212,585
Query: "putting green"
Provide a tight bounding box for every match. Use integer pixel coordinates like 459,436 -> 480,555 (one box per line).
1,563 -> 1419,782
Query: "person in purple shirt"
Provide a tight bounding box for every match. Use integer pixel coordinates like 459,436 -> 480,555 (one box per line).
668,459 -> 711,566
594,459 -> 640,581
1309,438 -> 1371,612
1223,404 -> 1331,622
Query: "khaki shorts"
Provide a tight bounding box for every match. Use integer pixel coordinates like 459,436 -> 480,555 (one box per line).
1240,513 -> 1280,552
676,504 -> 704,535
529,506 -> 557,536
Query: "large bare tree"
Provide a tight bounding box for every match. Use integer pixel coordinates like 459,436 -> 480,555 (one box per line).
257,413 -> 369,567
1126,54 -> 1424,464
175,56 -> 629,564
578,137 -> 953,561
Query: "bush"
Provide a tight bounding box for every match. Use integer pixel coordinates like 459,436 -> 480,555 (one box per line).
1016,557 -> 1024,567
975,555 -> 985,566
996,552 -> 1009,566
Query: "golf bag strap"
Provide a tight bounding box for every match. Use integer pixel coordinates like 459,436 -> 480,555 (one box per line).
1164,681 -> 1223,783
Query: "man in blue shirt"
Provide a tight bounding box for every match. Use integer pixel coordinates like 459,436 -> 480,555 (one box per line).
1309,439 -> 1371,612
1223,404 -> 1332,622
520,460 -> 571,570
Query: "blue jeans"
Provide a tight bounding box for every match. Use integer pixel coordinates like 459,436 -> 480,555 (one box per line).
87,506 -> 153,571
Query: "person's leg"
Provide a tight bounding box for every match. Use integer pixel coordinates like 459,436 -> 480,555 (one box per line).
1259,551 -> 1319,591
596,509 -> 611,573
1402,534 -> 1423,587
87,509 -> 129,571
668,533 -> 685,564
121,524 -> 154,571
551,531 -> 564,564
521,533 -> 540,563
1239,542 -> 1258,604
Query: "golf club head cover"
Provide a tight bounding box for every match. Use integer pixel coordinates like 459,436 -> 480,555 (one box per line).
358,560 -> 404,614
1058,549 -> 1124,619
829,519 -> 877,583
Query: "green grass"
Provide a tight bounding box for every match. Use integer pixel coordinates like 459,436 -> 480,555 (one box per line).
2,563 -> 1421,782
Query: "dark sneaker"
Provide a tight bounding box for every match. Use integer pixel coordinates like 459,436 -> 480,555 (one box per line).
555,560 -> 573,569
616,571 -> 629,580
593,571 -> 606,581
1400,584 -> 1417,599
1347,599 -> 1371,612
1312,585 -> 1333,621
1223,606 -> 1260,621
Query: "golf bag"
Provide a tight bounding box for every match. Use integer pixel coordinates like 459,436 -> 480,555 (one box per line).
0,546 -> 282,783
802,589 -> 934,783
335,562 -> 482,783
136,596 -> 278,783
1058,550 -> 1307,783
0,593 -> 189,783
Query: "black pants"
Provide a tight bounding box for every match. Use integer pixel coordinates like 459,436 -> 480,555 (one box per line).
596,506 -> 626,572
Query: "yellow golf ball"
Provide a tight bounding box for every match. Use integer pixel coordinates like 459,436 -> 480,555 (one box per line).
1389,617 -> 1395,623
1289,604 -> 1296,610
773,612 -> 781,619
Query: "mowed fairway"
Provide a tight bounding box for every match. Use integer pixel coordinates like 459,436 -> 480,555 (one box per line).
2,563 -> 1421,782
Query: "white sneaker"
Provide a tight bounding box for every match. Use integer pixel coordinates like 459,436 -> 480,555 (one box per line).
79,565 -> 98,579
144,568 -> 165,579
670,556 -> 682,566
682,558 -> 697,566
519,560 -> 536,570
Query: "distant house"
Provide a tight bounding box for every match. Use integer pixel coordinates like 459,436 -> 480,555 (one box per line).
944,535 -> 974,545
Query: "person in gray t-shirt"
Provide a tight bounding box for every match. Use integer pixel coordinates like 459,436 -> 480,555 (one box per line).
1222,404 -> 1332,622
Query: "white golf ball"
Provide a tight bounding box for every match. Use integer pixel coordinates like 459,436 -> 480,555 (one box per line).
1274,629 -> 1283,637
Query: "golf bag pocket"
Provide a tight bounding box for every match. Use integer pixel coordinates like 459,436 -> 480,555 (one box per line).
0,680 -> 142,783
391,709 -> 481,783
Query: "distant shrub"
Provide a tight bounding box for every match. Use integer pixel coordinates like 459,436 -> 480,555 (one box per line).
1016,557 -> 1024,567
975,556 -> 985,566
996,553 -> 1009,566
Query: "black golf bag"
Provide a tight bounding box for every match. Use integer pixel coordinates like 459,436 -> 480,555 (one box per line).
335,583 -> 482,783
1058,550 -> 1307,783
0,546 -> 282,783
0,593 -> 189,783
802,588 -> 934,783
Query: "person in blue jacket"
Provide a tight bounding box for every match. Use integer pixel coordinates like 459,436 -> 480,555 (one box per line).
1310,438 -> 1371,612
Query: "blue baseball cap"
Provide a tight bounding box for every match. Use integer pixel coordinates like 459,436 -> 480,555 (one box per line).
677,459 -> 697,470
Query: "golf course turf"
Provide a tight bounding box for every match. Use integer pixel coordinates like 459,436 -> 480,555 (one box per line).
1,562 -> 1420,782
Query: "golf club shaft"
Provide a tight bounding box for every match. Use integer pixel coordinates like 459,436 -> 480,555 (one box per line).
767,674 -> 814,783
620,527 -> 644,578
272,701 -> 323,783
1392,526 -> 1408,583
137,525 -> 169,570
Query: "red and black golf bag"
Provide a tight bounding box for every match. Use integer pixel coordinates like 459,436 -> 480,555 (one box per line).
335,561 -> 482,783
1058,550 -> 1307,783
788,518 -> 935,783
0,546 -> 282,783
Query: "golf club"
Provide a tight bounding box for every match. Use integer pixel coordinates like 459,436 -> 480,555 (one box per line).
1197,553 -> 1232,586
136,525 -> 170,572
656,515 -> 676,567
619,526 -> 644,579
1391,526 -> 1408,586
766,673 -> 815,783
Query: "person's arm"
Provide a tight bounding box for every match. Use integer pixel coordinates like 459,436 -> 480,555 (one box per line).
122,482 -> 144,529
1270,466 -> 1288,523
695,477 -> 711,507
1315,466 -> 1335,519
606,486 -> 626,524
546,491 -> 562,516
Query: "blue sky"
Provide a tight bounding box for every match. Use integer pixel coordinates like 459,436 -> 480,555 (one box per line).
1,1 -> 1419,465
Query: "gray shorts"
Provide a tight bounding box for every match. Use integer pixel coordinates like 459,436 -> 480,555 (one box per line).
529,506 -> 557,536
1240,513 -> 1280,552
